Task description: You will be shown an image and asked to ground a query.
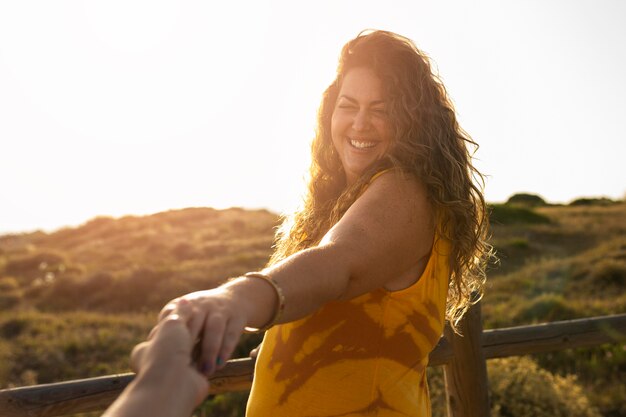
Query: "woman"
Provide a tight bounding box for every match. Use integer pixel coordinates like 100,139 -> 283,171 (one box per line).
158,30 -> 490,416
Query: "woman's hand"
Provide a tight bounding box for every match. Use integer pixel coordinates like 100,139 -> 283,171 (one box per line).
158,287 -> 250,376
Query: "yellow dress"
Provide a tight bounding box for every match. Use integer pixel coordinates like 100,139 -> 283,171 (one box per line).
247,177 -> 451,417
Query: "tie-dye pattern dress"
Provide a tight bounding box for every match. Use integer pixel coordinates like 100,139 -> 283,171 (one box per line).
246,232 -> 451,417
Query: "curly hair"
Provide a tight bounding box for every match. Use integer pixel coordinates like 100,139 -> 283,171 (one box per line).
269,30 -> 493,331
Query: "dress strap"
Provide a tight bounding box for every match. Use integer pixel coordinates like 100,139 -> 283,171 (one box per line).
369,168 -> 393,184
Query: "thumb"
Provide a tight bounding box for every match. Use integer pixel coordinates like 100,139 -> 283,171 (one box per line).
130,341 -> 150,373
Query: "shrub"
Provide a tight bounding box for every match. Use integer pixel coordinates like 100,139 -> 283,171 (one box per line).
0,277 -> 22,309
489,204 -> 551,225
508,238 -> 530,249
569,197 -> 616,206
534,344 -> 626,417
0,292 -> 22,310
172,243 -> 200,261
506,193 -> 547,206
0,318 -> 27,339
514,293 -> 581,324
0,276 -> 19,291
567,258 -> 626,297
36,275 -> 83,310
589,259 -> 626,288
4,252 -> 67,284
489,356 -> 601,417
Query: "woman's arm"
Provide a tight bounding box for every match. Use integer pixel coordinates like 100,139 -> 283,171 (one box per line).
266,170 -> 434,311
158,171 -> 434,374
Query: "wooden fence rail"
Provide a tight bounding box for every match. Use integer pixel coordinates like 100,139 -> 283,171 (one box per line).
1,313 -> 624,417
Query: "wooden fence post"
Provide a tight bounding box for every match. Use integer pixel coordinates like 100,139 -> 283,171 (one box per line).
443,301 -> 490,417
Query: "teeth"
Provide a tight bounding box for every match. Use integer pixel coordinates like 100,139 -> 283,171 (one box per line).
350,138 -> 378,149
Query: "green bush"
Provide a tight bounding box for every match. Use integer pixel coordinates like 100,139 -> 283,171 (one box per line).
489,356 -> 601,417
534,344 -> 626,417
508,238 -> 530,249
506,193 -> 548,207
514,293 -> 581,324
489,204 -> 551,225
567,258 -> 626,297
569,197 -> 616,206
589,259 -> 626,288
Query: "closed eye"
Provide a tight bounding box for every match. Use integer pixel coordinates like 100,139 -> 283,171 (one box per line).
371,107 -> 387,116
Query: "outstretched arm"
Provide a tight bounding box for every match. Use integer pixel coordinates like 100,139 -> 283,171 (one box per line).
158,170 -> 434,375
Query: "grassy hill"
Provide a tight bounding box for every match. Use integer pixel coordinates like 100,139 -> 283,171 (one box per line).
0,207 -> 276,402
485,202 -> 626,327
0,201 -> 624,416
0,207 -> 277,313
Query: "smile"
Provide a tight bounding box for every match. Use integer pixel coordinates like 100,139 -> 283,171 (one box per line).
349,138 -> 379,149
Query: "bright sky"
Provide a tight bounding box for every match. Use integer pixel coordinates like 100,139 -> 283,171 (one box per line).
1,1 -> 625,234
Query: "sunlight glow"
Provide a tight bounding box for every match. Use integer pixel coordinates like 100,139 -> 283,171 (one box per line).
1,1 -> 624,233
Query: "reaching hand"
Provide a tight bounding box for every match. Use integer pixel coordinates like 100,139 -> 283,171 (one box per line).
133,299 -> 210,401
158,287 -> 249,376
103,300 -> 209,417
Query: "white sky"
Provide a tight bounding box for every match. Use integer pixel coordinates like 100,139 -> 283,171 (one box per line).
1,0 -> 625,234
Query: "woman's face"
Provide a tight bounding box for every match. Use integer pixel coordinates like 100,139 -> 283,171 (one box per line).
331,67 -> 392,185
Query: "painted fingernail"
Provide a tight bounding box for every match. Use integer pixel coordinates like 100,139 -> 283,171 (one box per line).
216,356 -> 223,366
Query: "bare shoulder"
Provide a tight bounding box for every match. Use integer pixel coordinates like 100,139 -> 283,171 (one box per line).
328,169 -> 433,250
322,169 -> 435,298
365,169 -> 428,202
346,169 -> 432,224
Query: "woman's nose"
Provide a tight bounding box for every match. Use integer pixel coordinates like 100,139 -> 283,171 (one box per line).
352,109 -> 371,131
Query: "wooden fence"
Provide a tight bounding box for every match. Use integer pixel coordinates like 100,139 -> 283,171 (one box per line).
1,309 -> 624,417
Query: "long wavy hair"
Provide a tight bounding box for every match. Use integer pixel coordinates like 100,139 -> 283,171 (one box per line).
269,30 -> 492,330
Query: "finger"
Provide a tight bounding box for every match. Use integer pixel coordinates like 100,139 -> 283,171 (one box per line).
171,298 -> 192,322
157,306 -> 174,322
147,311 -> 181,341
147,324 -> 159,341
249,344 -> 261,358
174,301 -> 205,344
130,342 -> 149,373
201,314 -> 227,375
154,314 -> 197,353
158,299 -> 179,321
188,306 -> 205,341
191,336 -> 203,369
217,316 -> 246,368
157,299 -> 204,343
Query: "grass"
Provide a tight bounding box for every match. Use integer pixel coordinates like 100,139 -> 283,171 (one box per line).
0,310 -> 154,386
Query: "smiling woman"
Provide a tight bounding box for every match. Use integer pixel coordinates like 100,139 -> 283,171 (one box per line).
331,67 -> 392,184
152,29 -> 492,417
